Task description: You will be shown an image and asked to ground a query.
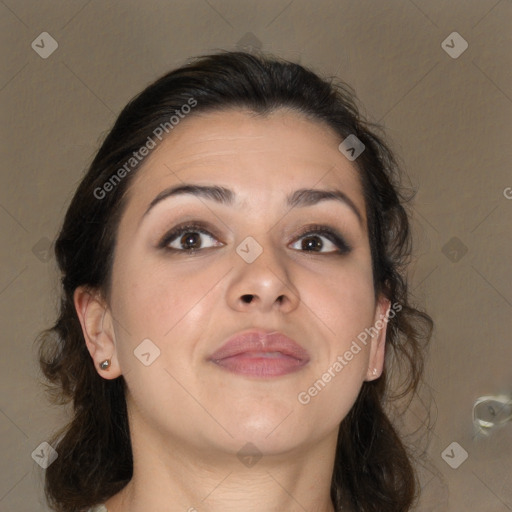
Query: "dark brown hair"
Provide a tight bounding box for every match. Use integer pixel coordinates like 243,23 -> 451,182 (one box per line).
36,50 -> 433,512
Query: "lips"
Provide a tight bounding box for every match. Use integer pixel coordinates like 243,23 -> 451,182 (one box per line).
208,329 -> 310,377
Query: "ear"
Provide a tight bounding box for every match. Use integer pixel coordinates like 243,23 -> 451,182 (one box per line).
73,286 -> 121,379
365,295 -> 391,381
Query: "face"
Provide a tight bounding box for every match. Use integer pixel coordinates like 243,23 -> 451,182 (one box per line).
77,108 -> 389,459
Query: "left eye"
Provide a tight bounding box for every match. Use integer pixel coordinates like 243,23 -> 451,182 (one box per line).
289,230 -> 350,254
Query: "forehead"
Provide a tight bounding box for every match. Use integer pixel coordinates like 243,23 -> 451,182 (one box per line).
123,108 -> 366,220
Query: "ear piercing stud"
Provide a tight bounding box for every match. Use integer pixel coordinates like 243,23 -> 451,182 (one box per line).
372,368 -> 378,376
99,359 -> 111,371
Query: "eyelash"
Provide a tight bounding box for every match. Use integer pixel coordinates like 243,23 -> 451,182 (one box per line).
158,222 -> 352,255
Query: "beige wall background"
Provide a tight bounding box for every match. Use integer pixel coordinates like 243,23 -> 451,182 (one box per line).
0,1 -> 510,510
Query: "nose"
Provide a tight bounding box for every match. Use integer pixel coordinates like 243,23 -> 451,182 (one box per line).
226,241 -> 301,314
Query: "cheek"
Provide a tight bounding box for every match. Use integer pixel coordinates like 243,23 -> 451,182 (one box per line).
109,259 -> 219,401
303,257 -> 376,343
109,256 -> 228,378
294,267 -> 376,427
112,257 -> 209,332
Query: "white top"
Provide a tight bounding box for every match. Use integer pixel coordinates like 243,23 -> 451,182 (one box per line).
87,506 -> 107,512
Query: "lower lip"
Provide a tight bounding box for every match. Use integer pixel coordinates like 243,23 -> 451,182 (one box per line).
211,353 -> 308,377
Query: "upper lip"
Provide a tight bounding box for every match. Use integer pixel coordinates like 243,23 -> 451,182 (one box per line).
209,329 -> 310,362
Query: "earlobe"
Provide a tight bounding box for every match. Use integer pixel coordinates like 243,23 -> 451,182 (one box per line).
365,295 -> 391,381
73,287 -> 121,378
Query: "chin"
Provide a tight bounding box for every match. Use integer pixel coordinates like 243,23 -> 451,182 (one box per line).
222,411 -> 307,453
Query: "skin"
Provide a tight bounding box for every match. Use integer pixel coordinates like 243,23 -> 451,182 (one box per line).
74,108 -> 390,512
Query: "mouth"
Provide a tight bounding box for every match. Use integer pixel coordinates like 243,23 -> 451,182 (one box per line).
208,329 -> 310,378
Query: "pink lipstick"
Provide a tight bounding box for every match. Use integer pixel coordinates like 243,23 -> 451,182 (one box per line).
209,329 -> 310,377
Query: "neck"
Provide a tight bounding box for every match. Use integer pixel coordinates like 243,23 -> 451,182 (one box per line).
105,418 -> 338,512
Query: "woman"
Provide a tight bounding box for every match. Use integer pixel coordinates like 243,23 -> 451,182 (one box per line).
37,50 -> 433,512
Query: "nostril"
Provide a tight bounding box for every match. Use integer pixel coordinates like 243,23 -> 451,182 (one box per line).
241,294 -> 254,303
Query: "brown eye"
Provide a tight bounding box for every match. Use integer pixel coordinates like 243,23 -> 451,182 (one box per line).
177,232 -> 203,250
290,226 -> 351,254
291,233 -> 338,253
161,224 -> 223,252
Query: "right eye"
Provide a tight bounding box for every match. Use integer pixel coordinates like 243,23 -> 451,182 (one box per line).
160,223 -> 224,253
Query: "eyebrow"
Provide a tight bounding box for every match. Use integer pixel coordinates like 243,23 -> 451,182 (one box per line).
142,183 -> 364,225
